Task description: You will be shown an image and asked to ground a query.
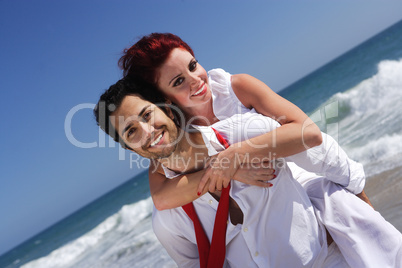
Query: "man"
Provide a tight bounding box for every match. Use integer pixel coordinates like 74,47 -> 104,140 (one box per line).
94,79 -> 401,268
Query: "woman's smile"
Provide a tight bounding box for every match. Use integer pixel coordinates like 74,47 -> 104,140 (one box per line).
192,82 -> 207,97
157,48 -> 212,111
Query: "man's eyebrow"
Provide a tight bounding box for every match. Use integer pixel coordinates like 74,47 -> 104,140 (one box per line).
121,123 -> 132,137
169,74 -> 181,86
121,104 -> 151,136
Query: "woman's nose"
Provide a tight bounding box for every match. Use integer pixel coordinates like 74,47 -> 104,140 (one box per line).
189,73 -> 200,89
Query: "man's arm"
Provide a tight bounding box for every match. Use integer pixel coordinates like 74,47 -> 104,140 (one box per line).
197,73 -> 322,192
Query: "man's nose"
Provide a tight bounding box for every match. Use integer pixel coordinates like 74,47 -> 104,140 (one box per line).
139,121 -> 155,137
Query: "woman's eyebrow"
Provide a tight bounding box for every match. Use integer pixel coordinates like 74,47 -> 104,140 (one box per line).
169,74 -> 181,86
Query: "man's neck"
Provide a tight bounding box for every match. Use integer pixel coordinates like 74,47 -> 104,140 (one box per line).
158,129 -> 209,174
183,98 -> 219,126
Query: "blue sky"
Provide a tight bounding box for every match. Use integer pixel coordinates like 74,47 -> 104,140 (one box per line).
1,0 -> 402,256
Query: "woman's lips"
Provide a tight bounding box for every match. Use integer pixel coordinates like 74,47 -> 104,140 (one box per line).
192,83 -> 207,96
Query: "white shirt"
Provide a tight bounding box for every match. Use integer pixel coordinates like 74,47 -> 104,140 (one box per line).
153,118 -> 334,267
205,68 -> 401,267
154,69 -> 402,268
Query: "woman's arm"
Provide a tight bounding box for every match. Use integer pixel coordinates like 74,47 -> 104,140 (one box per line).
231,73 -> 322,157
200,74 -> 372,206
199,74 -> 322,192
233,75 -> 370,200
150,159 -> 275,210
149,161 -> 203,211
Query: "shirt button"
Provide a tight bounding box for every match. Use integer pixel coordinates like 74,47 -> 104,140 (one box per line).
243,227 -> 248,232
208,200 -> 213,204
255,251 -> 259,257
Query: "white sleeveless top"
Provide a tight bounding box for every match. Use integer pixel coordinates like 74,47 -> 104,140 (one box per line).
208,68 -> 365,194
163,68 -> 365,194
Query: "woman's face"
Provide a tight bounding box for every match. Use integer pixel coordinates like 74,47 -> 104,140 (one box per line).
156,48 -> 212,113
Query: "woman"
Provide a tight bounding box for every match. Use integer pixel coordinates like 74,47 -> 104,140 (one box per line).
119,33 -> 365,206
118,33 -> 401,267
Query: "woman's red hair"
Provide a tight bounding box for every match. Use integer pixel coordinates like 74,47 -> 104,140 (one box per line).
119,33 -> 194,87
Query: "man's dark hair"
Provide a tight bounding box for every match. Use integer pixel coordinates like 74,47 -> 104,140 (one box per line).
94,78 -> 181,149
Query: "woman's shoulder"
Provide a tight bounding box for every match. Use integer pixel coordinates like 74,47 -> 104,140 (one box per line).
208,68 -> 231,89
208,68 -> 250,119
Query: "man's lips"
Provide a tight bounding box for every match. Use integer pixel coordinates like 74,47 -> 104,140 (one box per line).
150,132 -> 164,147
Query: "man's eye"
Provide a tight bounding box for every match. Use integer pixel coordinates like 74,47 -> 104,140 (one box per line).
189,60 -> 198,71
173,77 -> 184,87
127,128 -> 136,138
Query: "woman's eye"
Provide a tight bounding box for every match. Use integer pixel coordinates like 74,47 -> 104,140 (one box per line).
144,111 -> 152,121
173,77 -> 184,87
189,60 -> 198,71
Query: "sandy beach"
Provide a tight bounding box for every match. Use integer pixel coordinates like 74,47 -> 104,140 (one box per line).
364,166 -> 402,231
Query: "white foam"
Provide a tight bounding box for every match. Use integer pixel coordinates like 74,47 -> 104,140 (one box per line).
315,59 -> 402,174
348,133 -> 402,164
21,197 -> 155,268
336,59 -> 402,118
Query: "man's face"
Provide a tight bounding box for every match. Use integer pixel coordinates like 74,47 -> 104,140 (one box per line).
111,95 -> 179,159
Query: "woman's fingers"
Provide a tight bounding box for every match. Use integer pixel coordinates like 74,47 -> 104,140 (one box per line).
209,174 -> 219,192
199,161 -> 276,194
233,164 -> 277,187
197,167 -> 212,195
222,177 -> 230,188
256,180 -> 274,187
258,170 -> 276,180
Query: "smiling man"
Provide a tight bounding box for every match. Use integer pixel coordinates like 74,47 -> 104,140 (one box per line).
94,78 -> 401,268
113,94 -> 180,159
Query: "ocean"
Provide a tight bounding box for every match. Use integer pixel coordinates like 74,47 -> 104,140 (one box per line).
1,19 -> 402,268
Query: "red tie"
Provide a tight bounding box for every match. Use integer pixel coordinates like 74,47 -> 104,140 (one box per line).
182,127 -> 231,268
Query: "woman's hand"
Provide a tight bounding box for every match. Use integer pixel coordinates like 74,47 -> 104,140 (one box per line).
204,147 -> 239,192
197,151 -> 276,194
233,161 -> 275,187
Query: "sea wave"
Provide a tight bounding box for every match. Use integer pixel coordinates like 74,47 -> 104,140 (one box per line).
20,197 -> 170,268
314,59 -> 402,175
